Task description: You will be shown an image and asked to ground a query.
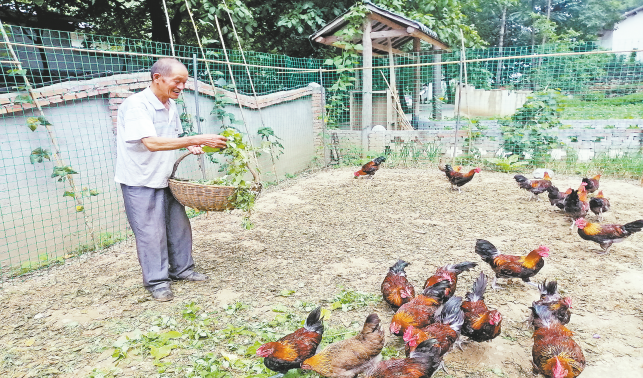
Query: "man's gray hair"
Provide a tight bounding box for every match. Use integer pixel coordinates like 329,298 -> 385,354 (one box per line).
150,58 -> 186,80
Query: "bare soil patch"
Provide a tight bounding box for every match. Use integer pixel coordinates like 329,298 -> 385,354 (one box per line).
1,168 -> 642,377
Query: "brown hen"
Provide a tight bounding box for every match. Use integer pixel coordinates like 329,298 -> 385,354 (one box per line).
301,313 -> 384,378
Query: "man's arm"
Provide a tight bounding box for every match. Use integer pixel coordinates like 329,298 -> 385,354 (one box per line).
141,134 -> 227,152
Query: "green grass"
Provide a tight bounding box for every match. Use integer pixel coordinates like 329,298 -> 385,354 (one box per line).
101,290 -> 383,378
8,231 -> 129,277
561,92 -> 643,119
560,102 -> 643,119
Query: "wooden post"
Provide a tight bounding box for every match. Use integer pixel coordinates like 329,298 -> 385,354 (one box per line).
387,37 -> 397,130
432,46 -> 443,120
412,38 -> 421,129
362,19 -> 373,154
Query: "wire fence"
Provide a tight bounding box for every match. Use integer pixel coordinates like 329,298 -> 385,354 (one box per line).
2,24 -> 643,276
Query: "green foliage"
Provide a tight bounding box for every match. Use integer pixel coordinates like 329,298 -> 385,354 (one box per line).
51,166 -> 78,182
88,368 -> 121,378
485,154 -> 528,172
29,147 -> 51,164
329,289 -> 380,311
201,128 -> 258,228
499,89 -> 564,165
26,116 -> 51,131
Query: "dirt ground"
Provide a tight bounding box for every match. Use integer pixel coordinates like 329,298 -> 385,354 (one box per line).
1,167 -> 642,378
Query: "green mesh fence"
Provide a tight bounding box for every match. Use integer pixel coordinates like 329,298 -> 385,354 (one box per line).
322,43 -> 643,178
2,24 -> 643,276
0,25 -> 326,277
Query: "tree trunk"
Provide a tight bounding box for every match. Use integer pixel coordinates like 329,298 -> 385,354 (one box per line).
148,0 -> 170,43
495,6 -> 507,87
541,0 -> 551,45
170,6 -> 183,45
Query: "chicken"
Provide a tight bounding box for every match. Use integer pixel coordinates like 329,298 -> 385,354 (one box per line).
381,259 -> 415,308
364,339 -> 442,378
402,296 -> 464,357
439,164 -> 462,181
444,164 -> 481,192
474,239 -> 549,289
390,280 -> 451,336
581,174 -> 601,193
589,190 -> 610,221
354,156 -> 386,179
531,304 -> 585,378
563,185 -> 589,229
423,261 -> 478,300
301,313 -> 384,378
514,172 -> 553,200
533,280 -> 571,325
256,306 -> 324,375
546,186 -> 572,210
461,272 -> 502,342
575,217 -> 643,254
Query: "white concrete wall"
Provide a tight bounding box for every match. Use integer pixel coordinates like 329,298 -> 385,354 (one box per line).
454,85 -> 531,117
0,86 -> 319,268
599,10 -> 643,56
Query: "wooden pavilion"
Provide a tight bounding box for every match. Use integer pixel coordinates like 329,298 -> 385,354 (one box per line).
310,1 -> 448,136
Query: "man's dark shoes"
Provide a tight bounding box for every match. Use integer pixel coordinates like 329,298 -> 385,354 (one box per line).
150,287 -> 174,302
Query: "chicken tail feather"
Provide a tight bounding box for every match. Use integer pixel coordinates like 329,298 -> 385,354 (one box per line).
451,261 -> 478,275
409,339 -> 442,368
435,296 -> 464,332
361,313 -> 381,335
422,280 -> 451,302
465,271 -> 488,302
304,306 -> 324,334
538,279 -> 558,298
623,220 -> 643,234
475,239 -> 500,264
390,259 -> 411,274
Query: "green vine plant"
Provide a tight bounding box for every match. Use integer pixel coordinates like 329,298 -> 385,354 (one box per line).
499,89 -> 564,166
322,2 -> 368,128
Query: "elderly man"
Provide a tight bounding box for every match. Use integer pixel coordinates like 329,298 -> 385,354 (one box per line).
115,57 -> 227,301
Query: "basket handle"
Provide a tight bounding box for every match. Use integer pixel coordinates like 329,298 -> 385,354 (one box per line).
169,151 -> 261,183
170,152 -> 192,180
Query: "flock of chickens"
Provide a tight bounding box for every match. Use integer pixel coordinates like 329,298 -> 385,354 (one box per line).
254,157 -> 642,378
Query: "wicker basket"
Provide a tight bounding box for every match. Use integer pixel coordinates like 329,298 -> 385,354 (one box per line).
168,152 -> 261,211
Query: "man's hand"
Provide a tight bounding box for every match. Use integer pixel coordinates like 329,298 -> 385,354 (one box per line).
187,145 -> 204,155
199,134 -> 227,149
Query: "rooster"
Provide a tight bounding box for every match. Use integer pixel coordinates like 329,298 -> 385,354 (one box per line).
402,296 -> 464,358
423,262 -> 477,300
381,260 -> 415,308
546,186 -> 572,210
364,339 -> 442,378
354,156 -> 386,179
589,190 -> 610,221
563,185 -> 589,229
531,304 -> 585,378
514,172 -> 553,201
461,272 -> 502,342
444,164 -> 481,192
575,217 -> 643,254
581,174 -> 601,193
301,313 -> 384,378
390,280 -> 451,336
533,280 -> 571,325
256,307 -> 324,376
439,164 -> 462,181
474,239 -> 549,289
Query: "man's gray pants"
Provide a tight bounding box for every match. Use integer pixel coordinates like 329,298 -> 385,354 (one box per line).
121,184 -> 194,291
